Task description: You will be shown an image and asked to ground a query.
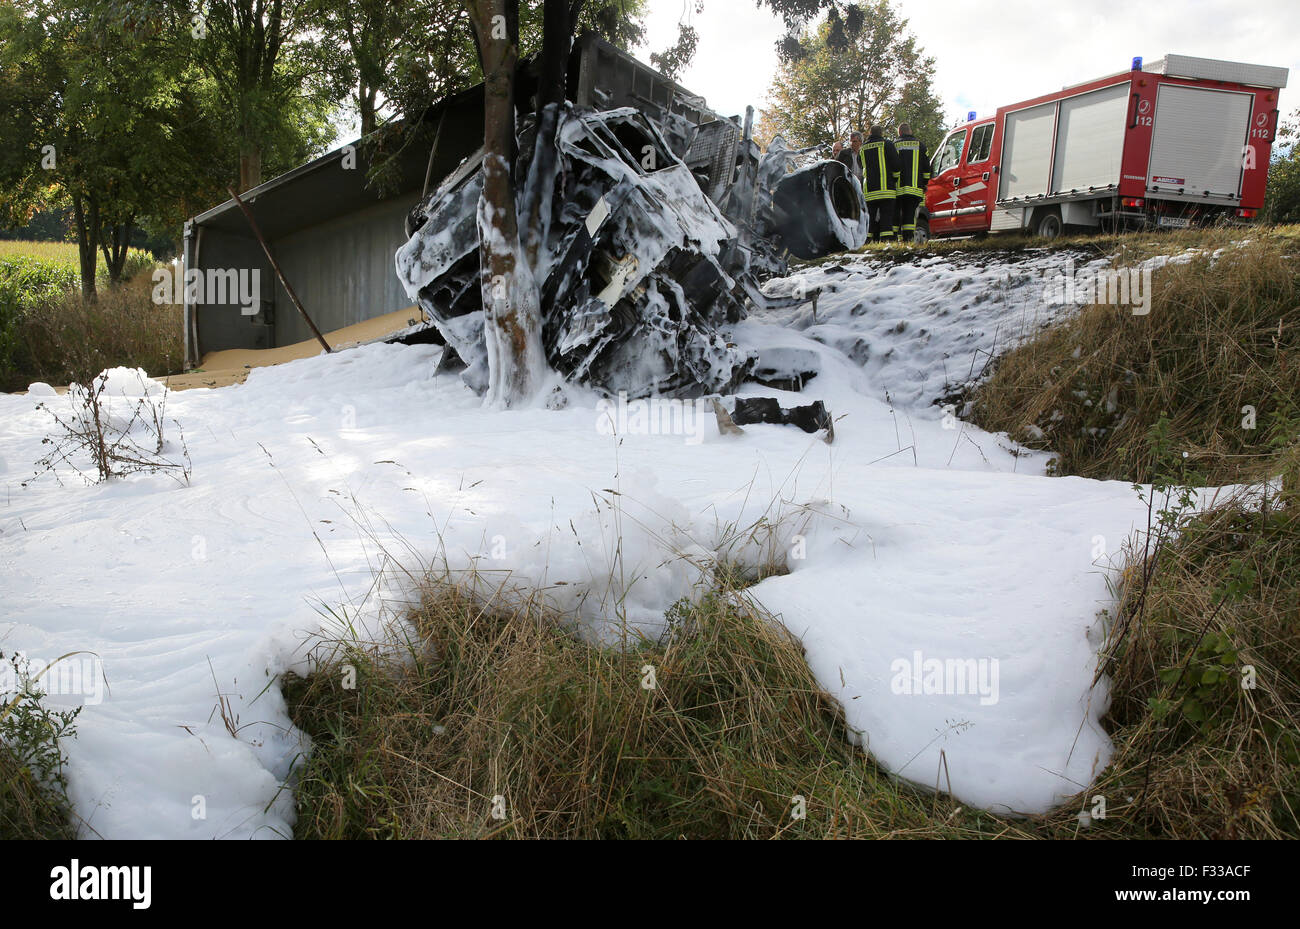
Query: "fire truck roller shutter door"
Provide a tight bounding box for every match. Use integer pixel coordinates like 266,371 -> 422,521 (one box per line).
1000,103 -> 1056,200
1148,84 -> 1254,200
1051,83 -> 1130,194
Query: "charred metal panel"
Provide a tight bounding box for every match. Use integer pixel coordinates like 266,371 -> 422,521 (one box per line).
396,106 -> 756,399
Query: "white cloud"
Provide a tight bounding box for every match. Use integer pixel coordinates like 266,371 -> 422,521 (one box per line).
636,0 -> 1298,138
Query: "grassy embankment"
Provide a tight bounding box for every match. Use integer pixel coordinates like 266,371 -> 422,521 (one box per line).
966,226 -> 1300,839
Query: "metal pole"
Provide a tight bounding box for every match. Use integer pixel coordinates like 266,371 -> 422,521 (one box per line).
182,221 -> 194,370
742,106 -> 760,230
421,109 -> 448,200
226,186 -> 332,354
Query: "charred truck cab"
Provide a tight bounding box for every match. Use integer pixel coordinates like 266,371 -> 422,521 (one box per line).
394,34 -> 868,400
917,54 -> 1289,242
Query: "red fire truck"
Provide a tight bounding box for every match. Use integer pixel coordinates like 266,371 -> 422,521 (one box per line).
917,55 -> 1289,242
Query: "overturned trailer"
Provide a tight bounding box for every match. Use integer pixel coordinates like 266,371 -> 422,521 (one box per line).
393,34 -> 868,399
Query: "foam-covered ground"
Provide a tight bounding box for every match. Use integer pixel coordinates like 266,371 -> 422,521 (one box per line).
0,249 -> 1206,836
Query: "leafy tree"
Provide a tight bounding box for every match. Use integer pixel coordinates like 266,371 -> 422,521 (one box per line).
320,0 -> 646,199
177,0 -> 341,191
0,1 -> 334,298
649,1 -> 702,81
759,0 -> 945,151
307,0 -> 474,138
1264,109 -> 1300,224
0,2 -> 190,297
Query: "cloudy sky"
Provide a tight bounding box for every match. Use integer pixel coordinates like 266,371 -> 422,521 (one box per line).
635,0 -> 1298,131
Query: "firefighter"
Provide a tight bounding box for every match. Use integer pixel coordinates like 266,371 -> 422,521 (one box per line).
859,125 -> 899,242
893,123 -> 931,242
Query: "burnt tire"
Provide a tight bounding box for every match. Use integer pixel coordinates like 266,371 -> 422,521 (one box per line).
772,160 -> 868,259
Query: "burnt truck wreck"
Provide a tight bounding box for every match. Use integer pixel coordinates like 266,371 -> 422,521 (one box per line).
393,35 -> 868,400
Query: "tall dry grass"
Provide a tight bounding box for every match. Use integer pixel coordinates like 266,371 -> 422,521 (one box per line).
971,235 -> 1300,486
3,273 -> 183,392
0,750 -> 76,839
285,573 -> 1037,840
967,225 -> 1300,839
1088,483 -> 1300,838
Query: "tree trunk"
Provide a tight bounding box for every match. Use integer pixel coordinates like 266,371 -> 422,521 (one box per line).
468,0 -> 547,408
520,0 -> 578,269
72,194 -> 99,303
99,220 -> 134,284
360,85 -> 378,136
239,141 -> 263,193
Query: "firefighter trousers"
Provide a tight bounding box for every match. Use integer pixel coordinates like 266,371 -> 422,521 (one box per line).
867,197 -> 896,241
896,194 -> 922,242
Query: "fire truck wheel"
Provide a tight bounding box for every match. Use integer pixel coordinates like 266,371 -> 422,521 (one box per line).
1032,208 -> 1063,239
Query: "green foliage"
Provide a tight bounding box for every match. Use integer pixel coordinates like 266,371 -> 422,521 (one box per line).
648,1 -> 701,80
1,0 -> 342,294
1150,624 -> 1240,731
1262,396 -> 1300,453
1265,109 -> 1300,224
0,264 -> 180,393
0,255 -> 80,312
0,255 -> 78,379
177,0 -> 342,192
351,0 -> 650,196
0,2 -> 202,291
0,651 -> 81,839
1136,415 -> 1204,529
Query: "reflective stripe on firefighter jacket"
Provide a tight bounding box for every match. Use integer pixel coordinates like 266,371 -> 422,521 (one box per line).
859,139 -> 900,202
894,135 -> 931,198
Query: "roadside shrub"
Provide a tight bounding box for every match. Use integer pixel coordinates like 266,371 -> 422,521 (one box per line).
0,651 -> 81,840
1264,110 -> 1300,224
1091,479 -> 1300,839
31,369 -> 191,486
0,256 -> 80,382
968,229 -> 1300,838
0,244 -> 170,391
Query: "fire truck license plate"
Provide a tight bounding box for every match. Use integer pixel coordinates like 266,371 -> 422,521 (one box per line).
1158,216 -> 1191,228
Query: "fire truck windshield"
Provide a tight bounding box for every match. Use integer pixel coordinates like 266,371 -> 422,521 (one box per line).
934,130 -> 967,175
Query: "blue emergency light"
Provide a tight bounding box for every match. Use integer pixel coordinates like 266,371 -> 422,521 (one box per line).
1132,56 -> 1143,71
967,110 -> 977,122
